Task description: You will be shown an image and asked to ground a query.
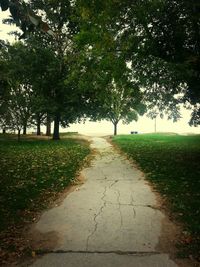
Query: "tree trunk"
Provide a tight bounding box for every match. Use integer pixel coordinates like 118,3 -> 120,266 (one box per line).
23,124 -> 27,135
3,128 -> 6,134
36,116 -> 41,136
53,113 -> 60,140
17,129 -> 21,141
114,122 -> 118,136
46,114 -> 51,136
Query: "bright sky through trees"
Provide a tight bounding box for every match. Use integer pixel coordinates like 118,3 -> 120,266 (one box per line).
66,109 -> 199,136
0,11 -> 199,136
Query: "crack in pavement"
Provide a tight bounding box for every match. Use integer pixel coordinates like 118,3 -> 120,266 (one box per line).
86,186 -> 107,251
116,190 -> 123,228
96,179 -> 133,181
30,138 -> 183,267
131,195 -> 136,219
35,249 -> 160,256
103,202 -> 160,211
109,180 -> 119,188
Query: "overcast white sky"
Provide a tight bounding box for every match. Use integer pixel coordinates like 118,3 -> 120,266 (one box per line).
0,10 -> 19,42
66,109 -> 199,136
1,10 -> 199,135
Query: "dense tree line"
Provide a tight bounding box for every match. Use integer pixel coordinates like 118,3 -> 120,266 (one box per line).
0,0 -> 199,138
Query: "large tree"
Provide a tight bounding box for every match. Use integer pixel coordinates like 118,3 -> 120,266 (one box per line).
114,0 -> 200,124
24,41 -> 59,136
24,0 -> 89,140
1,0 -> 88,139
76,0 -> 200,125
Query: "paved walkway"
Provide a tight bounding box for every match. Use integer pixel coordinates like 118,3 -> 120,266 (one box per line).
30,137 -> 181,267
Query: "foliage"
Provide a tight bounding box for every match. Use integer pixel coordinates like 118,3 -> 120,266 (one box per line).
77,0 -> 200,125
127,1 -> 200,123
24,0 -> 89,139
1,0 -> 199,135
1,1 -> 87,139
113,133 -> 200,260
0,0 -> 55,38
1,42 -> 35,137
72,5 -> 147,135
90,79 -> 146,135
23,40 -> 59,135
131,56 -> 185,121
0,44 -> 10,132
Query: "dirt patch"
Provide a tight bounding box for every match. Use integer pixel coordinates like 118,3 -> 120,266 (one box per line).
53,173 -> 86,207
62,134 -> 93,142
28,230 -> 60,252
157,212 -> 199,267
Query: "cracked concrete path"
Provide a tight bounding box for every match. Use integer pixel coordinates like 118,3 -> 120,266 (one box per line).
30,137 -> 181,267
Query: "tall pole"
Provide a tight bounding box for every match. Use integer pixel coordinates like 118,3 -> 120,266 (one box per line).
154,116 -> 157,133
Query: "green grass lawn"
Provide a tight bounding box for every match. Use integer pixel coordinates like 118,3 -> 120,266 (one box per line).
113,133 -> 200,260
0,134 -> 90,232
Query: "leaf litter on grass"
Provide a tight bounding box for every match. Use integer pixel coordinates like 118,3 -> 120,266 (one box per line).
0,136 -> 90,265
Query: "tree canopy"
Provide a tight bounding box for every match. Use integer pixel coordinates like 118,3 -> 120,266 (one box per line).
76,0 -> 200,124
0,0 -> 199,137
93,79 -> 146,135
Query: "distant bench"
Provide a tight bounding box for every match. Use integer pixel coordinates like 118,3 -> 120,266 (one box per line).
130,131 -> 138,134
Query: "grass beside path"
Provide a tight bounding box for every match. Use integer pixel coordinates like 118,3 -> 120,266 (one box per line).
112,133 -> 200,260
0,133 -> 90,232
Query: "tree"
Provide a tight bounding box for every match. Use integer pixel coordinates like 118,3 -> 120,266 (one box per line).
0,41 -> 10,133
24,42 -> 58,136
116,0 -> 200,124
2,1 -> 91,140
77,0 -> 200,125
7,84 -> 33,140
3,0 -> 196,135
24,0 -> 89,140
131,56 -> 184,122
102,81 -> 145,135
6,42 -> 35,135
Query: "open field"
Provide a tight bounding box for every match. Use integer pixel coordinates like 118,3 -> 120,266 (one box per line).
112,133 -> 200,260
0,133 -> 90,232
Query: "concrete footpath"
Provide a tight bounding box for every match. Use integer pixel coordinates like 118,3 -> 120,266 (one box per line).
29,137 -> 189,267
